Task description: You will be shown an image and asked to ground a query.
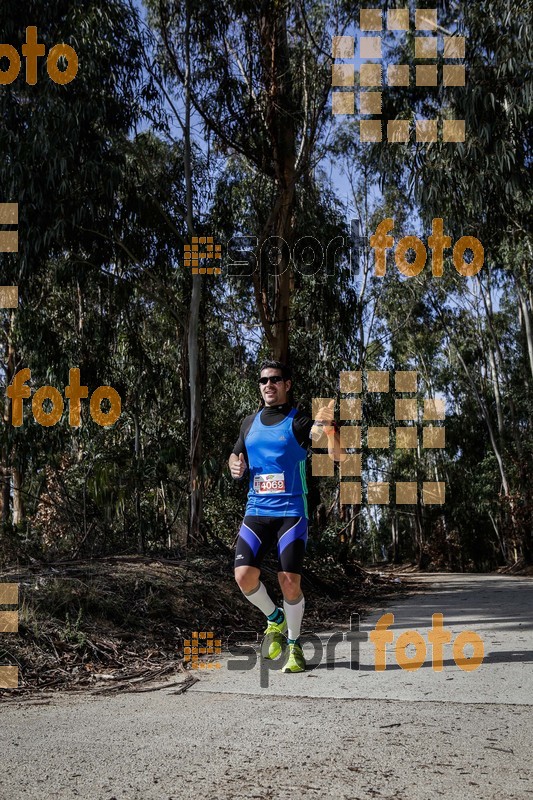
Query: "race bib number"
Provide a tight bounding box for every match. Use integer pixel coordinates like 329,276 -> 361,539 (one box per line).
254,473 -> 286,494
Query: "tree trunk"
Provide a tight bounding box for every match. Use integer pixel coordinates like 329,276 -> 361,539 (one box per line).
133,408 -> 144,554
187,275 -> 203,543
391,512 -> 399,563
251,3 -> 297,363
12,467 -> 24,525
453,342 -> 510,495
415,502 -> 427,569
487,342 -> 504,438
183,0 -> 204,544
1,311 -> 16,525
478,274 -> 523,457
517,282 -> 533,381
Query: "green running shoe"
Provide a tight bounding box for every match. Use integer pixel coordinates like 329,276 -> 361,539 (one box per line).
262,615 -> 287,659
282,642 -> 306,673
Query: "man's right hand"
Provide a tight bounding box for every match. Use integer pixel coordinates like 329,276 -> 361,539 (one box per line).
229,452 -> 247,479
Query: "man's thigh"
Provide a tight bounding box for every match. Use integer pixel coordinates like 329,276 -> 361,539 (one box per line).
234,516 -> 280,569
276,516 -> 308,574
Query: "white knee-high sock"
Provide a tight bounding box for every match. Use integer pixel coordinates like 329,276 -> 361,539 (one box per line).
242,581 -> 276,617
284,593 -> 305,641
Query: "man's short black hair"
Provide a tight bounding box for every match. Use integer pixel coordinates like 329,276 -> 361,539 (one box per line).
259,360 -> 292,381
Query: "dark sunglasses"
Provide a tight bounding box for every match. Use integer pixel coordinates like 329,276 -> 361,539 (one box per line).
259,376 -> 284,385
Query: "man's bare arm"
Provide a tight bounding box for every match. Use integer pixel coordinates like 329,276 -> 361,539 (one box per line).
313,400 -> 348,462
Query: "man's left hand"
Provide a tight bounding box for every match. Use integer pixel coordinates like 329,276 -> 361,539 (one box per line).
313,399 -> 336,435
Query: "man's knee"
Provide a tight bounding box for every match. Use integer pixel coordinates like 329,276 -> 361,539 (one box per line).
279,571 -> 302,601
235,566 -> 260,594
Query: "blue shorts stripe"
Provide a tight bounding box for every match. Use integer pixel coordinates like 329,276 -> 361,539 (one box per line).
277,516 -> 308,557
238,523 -> 262,557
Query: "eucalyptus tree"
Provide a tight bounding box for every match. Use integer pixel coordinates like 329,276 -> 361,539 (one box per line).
143,0 -> 356,362
0,0 -> 144,544
138,0 -> 358,545
331,0 -> 532,564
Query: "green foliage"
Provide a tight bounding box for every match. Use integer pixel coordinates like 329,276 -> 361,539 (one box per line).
61,608 -> 87,647
0,0 -> 530,570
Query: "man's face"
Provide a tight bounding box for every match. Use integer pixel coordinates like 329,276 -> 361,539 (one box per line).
259,368 -> 291,406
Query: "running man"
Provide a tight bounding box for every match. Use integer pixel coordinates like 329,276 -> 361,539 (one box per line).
228,360 -> 346,673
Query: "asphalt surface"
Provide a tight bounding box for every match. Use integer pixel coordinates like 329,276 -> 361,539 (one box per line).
1,573 -> 532,800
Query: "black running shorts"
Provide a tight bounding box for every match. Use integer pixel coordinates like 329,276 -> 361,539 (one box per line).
234,515 -> 308,574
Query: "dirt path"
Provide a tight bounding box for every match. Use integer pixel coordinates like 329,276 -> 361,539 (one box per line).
1,573 -> 532,799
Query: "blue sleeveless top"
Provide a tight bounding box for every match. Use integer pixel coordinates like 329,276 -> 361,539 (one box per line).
244,407 -> 308,518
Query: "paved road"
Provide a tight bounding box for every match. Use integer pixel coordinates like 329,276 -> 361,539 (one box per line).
1,574 -> 532,800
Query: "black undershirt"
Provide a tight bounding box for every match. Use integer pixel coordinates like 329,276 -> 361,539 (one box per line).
231,403 -> 313,466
